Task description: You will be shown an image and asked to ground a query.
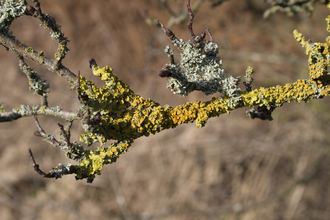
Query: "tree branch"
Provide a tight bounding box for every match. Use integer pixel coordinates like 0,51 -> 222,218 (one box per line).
0,0 -> 329,183
0,106 -> 78,122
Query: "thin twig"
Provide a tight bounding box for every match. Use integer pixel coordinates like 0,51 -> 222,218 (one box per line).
58,123 -> 72,148
28,148 -> 53,178
33,115 -> 46,136
159,21 -> 175,40
186,0 -> 195,38
34,115 -> 62,146
205,26 -> 213,42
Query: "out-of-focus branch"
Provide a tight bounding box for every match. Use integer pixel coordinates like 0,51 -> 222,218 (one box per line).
264,0 -> 329,18
141,0 -> 205,29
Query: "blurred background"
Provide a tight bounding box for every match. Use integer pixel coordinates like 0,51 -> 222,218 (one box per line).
1,0 -> 330,219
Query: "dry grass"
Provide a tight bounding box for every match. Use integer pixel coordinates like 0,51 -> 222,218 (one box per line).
1,0 -> 330,219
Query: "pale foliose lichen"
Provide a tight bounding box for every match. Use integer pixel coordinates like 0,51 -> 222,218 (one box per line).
163,35 -> 241,107
22,64 -> 49,97
49,106 -> 62,113
0,0 -> 26,37
39,13 -> 66,42
48,163 -> 72,179
12,104 -> 39,116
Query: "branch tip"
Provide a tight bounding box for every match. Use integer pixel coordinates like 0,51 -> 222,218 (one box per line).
159,21 -> 175,40
186,0 -> 195,38
205,26 -> 213,42
89,58 -> 97,69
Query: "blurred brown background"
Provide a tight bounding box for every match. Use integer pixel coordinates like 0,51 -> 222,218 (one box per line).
1,0 -> 330,219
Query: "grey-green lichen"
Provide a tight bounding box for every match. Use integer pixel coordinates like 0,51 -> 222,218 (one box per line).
18,57 -> 49,98
165,38 -> 240,97
0,0 -> 26,37
39,13 -> 66,42
49,106 -> 62,113
163,35 -> 241,107
25,65 -> 49,97
12,104 -> 39,116
47,163 -> 72,179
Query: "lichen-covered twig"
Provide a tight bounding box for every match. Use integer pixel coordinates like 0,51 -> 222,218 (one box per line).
0,33 -> 76,85
58,123 -> 72,149
31,0 -> 67,43
29,148 -> 77,179
243,66 -> 254,92
58,123 -> 85,161
33,115 -> 85,164
0,105 -> 78,122
17,55 -> 49,106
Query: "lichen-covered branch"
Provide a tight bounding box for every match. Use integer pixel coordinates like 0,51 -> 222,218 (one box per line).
1,0 -> 330,183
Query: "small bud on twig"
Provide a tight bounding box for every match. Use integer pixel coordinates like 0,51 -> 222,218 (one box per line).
89,58 -> 97,69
